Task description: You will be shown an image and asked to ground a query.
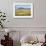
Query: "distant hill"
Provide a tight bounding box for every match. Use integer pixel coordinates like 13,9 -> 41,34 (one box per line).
16,7 -> 31,10
18,7 -> 25,9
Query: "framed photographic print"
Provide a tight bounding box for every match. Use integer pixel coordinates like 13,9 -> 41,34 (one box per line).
13,3 -> 33,18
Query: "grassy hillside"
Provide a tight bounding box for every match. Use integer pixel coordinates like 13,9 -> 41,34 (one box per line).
16,9 -> 31,16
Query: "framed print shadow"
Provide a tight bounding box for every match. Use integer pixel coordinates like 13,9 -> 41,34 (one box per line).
13,3 -> 33,18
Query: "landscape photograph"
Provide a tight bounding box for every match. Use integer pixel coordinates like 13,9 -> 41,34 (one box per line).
15,5 -> 32,16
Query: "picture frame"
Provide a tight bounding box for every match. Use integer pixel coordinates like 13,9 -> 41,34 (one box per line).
13,3 -> 33,18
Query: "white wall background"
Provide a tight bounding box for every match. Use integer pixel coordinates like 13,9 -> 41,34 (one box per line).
0,0 -> 46,27
0,0 -> 46,46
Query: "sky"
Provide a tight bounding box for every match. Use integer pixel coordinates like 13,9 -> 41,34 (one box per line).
15,5 -> 31,9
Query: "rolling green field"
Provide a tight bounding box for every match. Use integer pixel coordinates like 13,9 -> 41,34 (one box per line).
16,9 -> 31,16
